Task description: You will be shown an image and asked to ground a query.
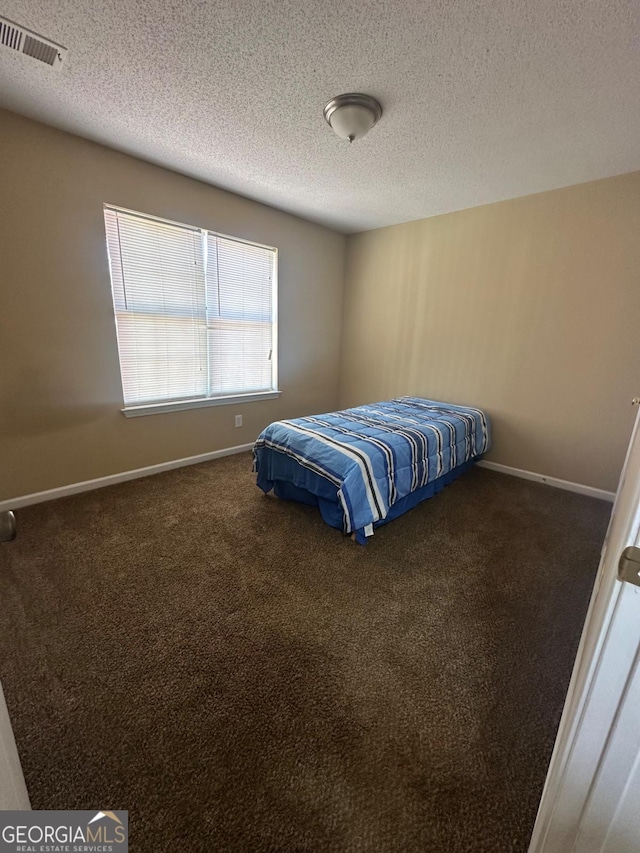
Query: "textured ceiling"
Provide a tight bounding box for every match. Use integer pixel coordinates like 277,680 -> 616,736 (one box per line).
0,0 -> 639,233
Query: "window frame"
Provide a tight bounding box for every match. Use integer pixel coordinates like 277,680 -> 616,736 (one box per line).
103,204 -> 280,417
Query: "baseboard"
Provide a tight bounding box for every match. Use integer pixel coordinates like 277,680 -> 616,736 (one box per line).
0,443 -> 255,513
2,446 -> 616,513
477,460 -> 616,503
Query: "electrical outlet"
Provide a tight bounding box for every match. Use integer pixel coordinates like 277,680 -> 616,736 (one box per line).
234,414 -> 243,428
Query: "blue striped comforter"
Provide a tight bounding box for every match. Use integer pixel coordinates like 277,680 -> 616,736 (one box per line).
253,397 -> 491,537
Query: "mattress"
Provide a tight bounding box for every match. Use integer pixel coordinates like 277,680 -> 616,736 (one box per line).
253,397 -> 491,542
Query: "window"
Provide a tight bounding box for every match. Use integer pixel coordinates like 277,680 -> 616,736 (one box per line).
104,206 -> 278,416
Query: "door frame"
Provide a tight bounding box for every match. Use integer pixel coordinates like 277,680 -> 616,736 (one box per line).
0,682 -> 30,809
528,406 -> 640,851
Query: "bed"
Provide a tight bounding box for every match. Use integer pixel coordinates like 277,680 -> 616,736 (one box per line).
253,397 -> 491,543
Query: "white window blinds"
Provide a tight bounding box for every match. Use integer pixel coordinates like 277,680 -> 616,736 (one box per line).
104,207 -> 277,408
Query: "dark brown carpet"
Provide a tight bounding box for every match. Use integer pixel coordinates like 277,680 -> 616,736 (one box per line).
0,454 -> 610,852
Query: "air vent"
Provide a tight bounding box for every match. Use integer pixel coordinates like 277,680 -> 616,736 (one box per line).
0,16 -> 66,69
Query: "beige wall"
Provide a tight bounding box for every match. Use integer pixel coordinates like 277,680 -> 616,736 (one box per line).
0,110 -> 346,500
2,107 -> 638,500
341,173 -> 640,492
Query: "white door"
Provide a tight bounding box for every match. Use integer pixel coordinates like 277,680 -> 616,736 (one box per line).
529,405 -> 640,853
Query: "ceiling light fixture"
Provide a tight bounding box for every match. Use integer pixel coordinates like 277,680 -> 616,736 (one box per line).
323,93 -> 383,143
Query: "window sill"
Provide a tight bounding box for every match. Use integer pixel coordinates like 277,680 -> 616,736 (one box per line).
122,391 -> 281,418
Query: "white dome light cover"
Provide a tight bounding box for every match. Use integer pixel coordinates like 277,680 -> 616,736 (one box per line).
323,93 -> 383,143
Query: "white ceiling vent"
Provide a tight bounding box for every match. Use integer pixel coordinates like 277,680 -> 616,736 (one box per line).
0,16 -> 66,69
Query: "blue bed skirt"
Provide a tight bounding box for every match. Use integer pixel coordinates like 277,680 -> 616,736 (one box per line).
262,455 -> 482,544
